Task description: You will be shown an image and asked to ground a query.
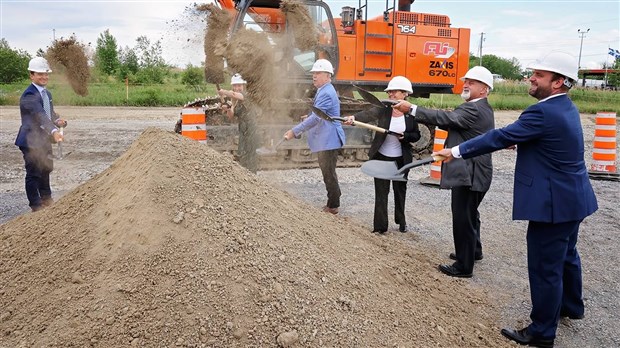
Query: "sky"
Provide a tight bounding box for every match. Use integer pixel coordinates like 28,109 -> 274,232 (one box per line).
1,0 -> 619,71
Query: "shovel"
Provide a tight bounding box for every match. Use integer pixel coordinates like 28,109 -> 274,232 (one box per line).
56,126 -> 64,160
360,155 -> 446,181
353,85 -> 397,108
256,137 -> 286,156
308,105 -> 403,137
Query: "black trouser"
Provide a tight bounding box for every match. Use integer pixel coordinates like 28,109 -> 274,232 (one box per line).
237,118 -> 258,173
451,186 -> 486,273
373,153 -> 407,231
20,146 -> 54,208
317,149 -> 341,208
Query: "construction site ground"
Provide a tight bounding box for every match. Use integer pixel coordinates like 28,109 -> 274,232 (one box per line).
0,106 -> 618,347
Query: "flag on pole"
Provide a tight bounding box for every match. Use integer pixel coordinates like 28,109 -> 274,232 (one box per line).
609,48 -> 620,60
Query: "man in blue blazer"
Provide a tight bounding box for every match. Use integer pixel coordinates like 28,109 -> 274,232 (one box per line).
15,57 -> 66,212
284,59 -> 345,214
435,51 -> 598,348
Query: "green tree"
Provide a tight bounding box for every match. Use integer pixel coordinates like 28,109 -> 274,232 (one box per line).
0,38 -> 31,83
117,46 -> 139,80
469,54 -> 523,80
604,58 -> 620,88
132,36 -> 168,84
95,29 -> 120,75
181,64 -> 204,88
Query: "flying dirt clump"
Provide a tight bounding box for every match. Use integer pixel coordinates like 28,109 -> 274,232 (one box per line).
280,0 -> 319,51
200,3 -> 231,85
46,36 -> 90,96
225,28 -> 280,113
0,128 -> 512,347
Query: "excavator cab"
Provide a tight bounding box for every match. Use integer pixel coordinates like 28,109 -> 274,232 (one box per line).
228,0 -> 339,90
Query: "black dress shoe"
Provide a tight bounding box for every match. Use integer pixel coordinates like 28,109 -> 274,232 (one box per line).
449,252 -> 483,261
560,311 -> 584,320
500,327 -> 554,348
399,224 -> 408,233
372,229 -> 387,234
438,264 -> 472,278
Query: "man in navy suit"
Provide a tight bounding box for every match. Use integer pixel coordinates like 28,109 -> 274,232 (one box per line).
435,51 -> 598,348
284,59 -> 345,215
15,57 -> 66,212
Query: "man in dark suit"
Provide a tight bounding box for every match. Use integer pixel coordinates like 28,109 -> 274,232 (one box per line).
393,66 -> 495,278
15,57 -> 66,212
435,51 -> 598,348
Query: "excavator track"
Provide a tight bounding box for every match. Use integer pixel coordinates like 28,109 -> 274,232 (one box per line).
175,96 -> 434,170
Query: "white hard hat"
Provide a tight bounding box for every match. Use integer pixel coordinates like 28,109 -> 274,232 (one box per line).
460,66 -> 493,90
527,51 -> 578,82
28,57 -> 52,73
309,59 -> 334,75
384,76 -> 413,93
230,73 -> 246,85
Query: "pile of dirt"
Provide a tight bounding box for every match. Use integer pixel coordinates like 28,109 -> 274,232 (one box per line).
0,128 -> 511,347
47,36 -> 90,96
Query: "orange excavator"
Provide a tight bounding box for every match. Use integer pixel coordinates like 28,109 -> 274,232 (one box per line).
179,0 -> 471,169
217,0 -> 470,96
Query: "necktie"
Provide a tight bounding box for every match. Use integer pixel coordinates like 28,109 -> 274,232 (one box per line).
42,89 -> 51,119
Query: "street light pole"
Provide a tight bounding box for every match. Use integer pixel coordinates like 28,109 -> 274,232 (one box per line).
577,28 -> 590,69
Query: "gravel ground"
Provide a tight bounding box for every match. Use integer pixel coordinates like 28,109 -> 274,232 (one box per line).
1,106 -> 619,347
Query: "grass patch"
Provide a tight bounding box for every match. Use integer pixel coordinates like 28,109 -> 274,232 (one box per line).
1,79 -> 618,114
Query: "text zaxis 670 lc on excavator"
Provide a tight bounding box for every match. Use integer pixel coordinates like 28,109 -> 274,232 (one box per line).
180,0 -> 470,169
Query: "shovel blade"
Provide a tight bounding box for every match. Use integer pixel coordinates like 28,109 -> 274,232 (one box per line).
360,160 -> 407,181
256,138 -> 286,156
256,147 -> 277,156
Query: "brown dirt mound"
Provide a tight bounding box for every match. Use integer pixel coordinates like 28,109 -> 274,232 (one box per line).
47,37 -> 90,96
0,128 -> 511,347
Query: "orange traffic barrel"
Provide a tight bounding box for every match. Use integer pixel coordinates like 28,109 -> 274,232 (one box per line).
419,128 -> 448,186
181,108 -> 207,143
589,112 -> 619,181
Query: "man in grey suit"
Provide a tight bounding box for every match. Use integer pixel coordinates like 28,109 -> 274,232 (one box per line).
393,66 -> 495,278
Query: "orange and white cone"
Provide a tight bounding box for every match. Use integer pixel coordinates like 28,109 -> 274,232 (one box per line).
419,128 -> 448,186
180,108 -> 208,143
588,112 -> 619,181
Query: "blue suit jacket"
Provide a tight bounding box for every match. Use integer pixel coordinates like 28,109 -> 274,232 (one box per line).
15,83 -> 59,149
459,94 -> 598,223
292,83 -> 345,152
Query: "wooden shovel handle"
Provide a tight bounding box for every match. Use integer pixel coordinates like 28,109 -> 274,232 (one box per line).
352,120 -> 403,137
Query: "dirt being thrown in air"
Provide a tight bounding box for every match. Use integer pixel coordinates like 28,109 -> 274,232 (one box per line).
225,28 -> 280,114
280,0 -> 319,51
200,3 -> 231,85
46,36 -> 90,96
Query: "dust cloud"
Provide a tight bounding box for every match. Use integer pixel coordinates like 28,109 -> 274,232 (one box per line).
200,3 -> 231,85
46,36 -> 90,96
280,0 -> 319,51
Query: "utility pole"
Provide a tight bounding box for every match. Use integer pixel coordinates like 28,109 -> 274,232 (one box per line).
478,32 -> 485,66
53,29 -> 56,41
577,28 -> 590,69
